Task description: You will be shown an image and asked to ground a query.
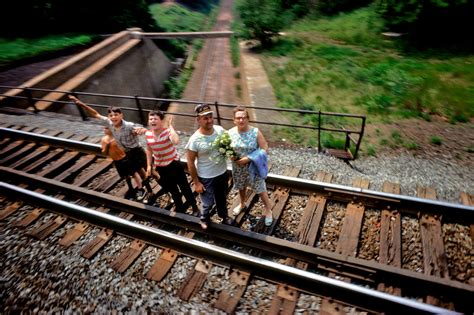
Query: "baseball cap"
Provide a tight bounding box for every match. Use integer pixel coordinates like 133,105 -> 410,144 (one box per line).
195,104 -> 213,116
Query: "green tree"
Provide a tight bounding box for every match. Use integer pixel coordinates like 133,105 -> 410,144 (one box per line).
376,0 -> 474,49
0,0 -> 159,38
317,0 -> 373,15
238,0 -> 288,47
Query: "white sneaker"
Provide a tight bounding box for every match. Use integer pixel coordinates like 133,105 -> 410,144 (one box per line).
232,205 -> 243,216
136,189 -> 146,201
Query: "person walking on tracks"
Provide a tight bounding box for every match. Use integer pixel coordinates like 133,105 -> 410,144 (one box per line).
101,126 -> 145,199
145,110 -> 199,213
185,104 -> 233,230
229,106 -> 273,226
68,95 -> 153,200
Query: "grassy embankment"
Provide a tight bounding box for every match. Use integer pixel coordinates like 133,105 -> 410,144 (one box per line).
0,34 -> 94,68
258,6 -> 474,155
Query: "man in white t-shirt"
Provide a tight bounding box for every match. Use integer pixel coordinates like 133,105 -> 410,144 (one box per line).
186,104 -> 232,229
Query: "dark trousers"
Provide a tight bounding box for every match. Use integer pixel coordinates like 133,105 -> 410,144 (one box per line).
157,160 -> 196,212
199,171 -> 229,221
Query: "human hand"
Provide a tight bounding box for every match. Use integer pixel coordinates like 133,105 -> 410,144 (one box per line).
194,181 -> 205,194
236,157 -> 250,166
152,169 -> 160,180
133,127 -> 147,135
68,95 -> 79,103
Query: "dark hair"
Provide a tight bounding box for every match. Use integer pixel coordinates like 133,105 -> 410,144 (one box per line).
233,106 -> 249,118
149,110 -> 164,119
107,106 -> 122,114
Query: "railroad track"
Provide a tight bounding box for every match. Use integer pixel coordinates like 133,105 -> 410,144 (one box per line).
1,125 -> 473,314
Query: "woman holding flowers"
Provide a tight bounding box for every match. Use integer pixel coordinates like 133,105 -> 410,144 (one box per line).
229,106 -> 273,226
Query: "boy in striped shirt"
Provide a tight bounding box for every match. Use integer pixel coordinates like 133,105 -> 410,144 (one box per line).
145,110 -> 198,213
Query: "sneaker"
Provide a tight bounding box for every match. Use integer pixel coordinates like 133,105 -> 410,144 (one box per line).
142,193 -> 150,204
232,205 -> 243,216
135,188 -> 146,201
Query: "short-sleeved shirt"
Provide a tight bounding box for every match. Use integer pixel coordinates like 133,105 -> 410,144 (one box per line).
185,125 -> 227,178
145,129 -> 179,167
99,116 -> 141,151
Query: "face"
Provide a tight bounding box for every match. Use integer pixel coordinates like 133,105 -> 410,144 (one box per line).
197,113 -> 214,131
234,110 -> 248,128
148,114 -> 163,130
108,111 -> 123,127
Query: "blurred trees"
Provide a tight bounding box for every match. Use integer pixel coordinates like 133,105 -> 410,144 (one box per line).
0,0 -> 160,38
376,0 -> 474,49
316,0 -> 373,15
238,0 -> 292,47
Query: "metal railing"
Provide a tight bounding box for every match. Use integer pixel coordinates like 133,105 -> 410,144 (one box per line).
0,85 -> 366,160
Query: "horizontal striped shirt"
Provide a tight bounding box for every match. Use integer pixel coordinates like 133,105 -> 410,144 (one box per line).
145,129 -> 178,167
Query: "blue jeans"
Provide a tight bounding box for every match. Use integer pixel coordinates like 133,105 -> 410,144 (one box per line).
199,172 -> 229,222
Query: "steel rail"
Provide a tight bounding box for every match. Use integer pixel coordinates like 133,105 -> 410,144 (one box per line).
0,181 -> 460,315
1,166 -> 472,304
0,127 -> 101,156
2,127 -> 472,221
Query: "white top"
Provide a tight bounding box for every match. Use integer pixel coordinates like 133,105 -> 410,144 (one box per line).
185,125 -> 227,178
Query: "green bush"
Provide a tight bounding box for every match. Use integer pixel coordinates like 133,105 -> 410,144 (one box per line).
404,141 -> 419,150
366,144 -> 377,156
430,136 -> 442,145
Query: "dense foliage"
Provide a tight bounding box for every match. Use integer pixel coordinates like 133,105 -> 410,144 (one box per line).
149,3 -> 212,57
237,0 -> 290,47
174,0 -> 219,13
0,0 -> 160,38
316,0 -> 373,15
376,0 -> 474,49
261,6 -> 474,126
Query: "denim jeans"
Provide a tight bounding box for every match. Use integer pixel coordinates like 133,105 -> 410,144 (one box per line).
198,171 -> 229,222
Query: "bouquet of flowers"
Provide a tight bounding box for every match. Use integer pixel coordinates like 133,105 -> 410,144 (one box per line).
210,131 -> 238,163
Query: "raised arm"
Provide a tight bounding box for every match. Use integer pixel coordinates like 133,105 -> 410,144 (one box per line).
168,117 -> 179,145
68,95 -> 104,119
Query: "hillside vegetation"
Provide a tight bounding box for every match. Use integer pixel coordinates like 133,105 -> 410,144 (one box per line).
262,7 -> 474,124
253,6 -> 473,154
0,35 -> 95,68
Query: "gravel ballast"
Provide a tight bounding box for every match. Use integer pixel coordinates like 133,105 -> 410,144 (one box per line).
1,112 -> 472,313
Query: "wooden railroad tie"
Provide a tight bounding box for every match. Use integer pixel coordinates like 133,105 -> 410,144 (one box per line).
269,171 -> 332,315
320,177 -> 369,314
377,181 -> 402,296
